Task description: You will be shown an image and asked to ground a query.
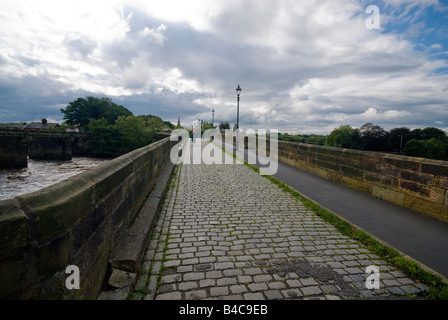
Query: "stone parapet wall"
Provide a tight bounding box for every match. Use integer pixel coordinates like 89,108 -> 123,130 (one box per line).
256,138 -> 448,223
0,137 -> 175,299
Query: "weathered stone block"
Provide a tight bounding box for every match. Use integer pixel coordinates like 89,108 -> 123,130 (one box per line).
109,196 -> 160,273
372,185 -> 405,206
339,165 -> 363,179
316,159 -> 339,172
364,171 -> 393,187
0,198 -> 29,257
376,163 -> 402,178
384,156 -> 421,171
18,176 -> 94,241
361,157 -> 383,173
339,175 -> 372,194
400,170 -> 434,186
421,162 -> 448,176
315,152 -> 336,164
305,144 -> 326,153
398,181 -> 445,204
0,252 -> 33,299
434,176 -> 448,189
401,194 -> 447,222
84,157 -> 133,203
109,269 -> 136,288
36,233 -> 72,278
280,156 -> 295,168
399,180 -> 430,197
73,241 -> 110,300
71,205 -> 106,252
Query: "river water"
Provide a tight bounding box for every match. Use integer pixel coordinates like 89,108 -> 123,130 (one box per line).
0,157 -> 110,201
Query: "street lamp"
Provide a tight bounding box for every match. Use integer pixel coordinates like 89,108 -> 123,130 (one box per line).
236,84 -> 242,131
212,109 -> 215,127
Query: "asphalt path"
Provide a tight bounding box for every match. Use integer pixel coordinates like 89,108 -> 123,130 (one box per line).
220,141 -> 448,280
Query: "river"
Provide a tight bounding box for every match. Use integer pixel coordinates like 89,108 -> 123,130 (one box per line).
0,157 -> 110,201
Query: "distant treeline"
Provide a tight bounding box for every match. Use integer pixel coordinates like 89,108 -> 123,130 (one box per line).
278,132 -> 327,145
279,123 -> 448,161
60,96 -> 176,156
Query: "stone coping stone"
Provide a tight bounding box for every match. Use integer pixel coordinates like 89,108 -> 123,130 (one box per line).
108,162 -> 175,273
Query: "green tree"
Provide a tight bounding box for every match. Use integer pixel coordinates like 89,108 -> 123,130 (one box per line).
426,138 -> 446,160
201,121 -> 214,134
115,115 -> 153,153
86,118 -> 121,156
421,127 -> 447,141
60,96 -> 132,129
327,125 -> 362,149
403,139 -> 427,158
359,123 -> 388,151
403,138 -> 446,160
305,135 -> 326,145
409,128 -> 423,140
136,114 -> 173,131
386,127 -> 411,153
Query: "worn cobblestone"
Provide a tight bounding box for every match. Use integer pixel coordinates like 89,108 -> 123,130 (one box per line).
130,141 -> 430,300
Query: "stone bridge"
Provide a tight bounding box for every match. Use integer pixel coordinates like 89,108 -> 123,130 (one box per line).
0,134 -> 447,300
0,130 -> 91,168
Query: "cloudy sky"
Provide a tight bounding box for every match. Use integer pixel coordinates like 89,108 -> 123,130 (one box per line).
0,0 -> 447,134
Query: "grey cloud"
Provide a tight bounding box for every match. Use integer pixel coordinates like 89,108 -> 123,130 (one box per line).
63,34 -> 97,59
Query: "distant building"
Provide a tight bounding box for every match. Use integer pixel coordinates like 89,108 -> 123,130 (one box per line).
25,118 -> 60,131
0,122 -> 27,130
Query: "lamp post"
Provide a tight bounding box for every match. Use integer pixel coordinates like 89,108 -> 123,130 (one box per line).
236,84 -> 242,131
212,109 -> 215,127
235,84 -> 242,151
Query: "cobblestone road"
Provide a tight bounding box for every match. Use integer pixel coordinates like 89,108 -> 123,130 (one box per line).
131,141 -> 429,300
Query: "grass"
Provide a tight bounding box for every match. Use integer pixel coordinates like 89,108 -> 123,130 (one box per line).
128,163 -> 181,299
156,163 -> 182,288
218,142 -> 448,299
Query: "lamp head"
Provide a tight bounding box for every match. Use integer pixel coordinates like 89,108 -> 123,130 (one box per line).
236,84 -> 242,96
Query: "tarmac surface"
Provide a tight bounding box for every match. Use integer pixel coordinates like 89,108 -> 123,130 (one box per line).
130,140 -> 432,300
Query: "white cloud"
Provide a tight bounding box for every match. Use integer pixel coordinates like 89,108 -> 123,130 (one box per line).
0,0 -> 446,133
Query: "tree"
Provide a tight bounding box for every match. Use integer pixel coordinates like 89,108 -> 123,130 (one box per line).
359,123 -> 388,151
60,96 -> 132,129
425,138 -> 446,160
421,127 -> 447,141
115,115 -> 153,152
403,138 -> 446,160
409,128 -> 426,141
86,118 -> 121,156
201,121 -> 214,134
306,135 -> 326,145
219,121 -> 230,132
327,125 -> 362,149
136,115 -> 173,131
386,127 -> 411,153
